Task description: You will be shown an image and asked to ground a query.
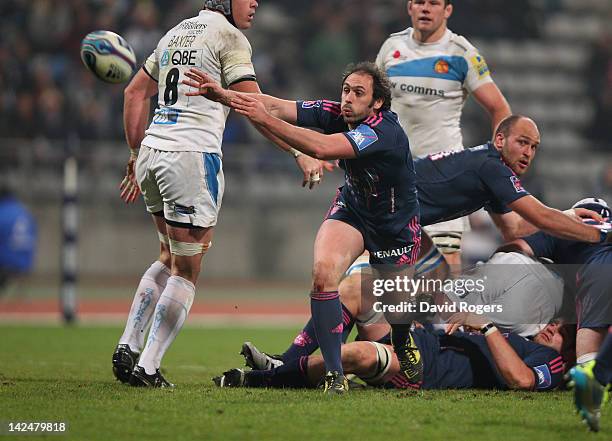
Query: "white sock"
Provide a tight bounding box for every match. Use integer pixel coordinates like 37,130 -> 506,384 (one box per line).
118,261 -> 171,353
138,275 -> 195,375
577,352 -> 598,365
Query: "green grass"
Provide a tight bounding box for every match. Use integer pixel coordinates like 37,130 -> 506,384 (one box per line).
0,325 -> 609,440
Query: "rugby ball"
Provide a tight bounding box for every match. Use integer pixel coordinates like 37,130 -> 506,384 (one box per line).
80,30 -> 136,84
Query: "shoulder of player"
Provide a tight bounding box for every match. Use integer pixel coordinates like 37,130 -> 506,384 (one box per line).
390,27 -> 411,38
447,29 -> 480,55
360,111 -> 401,132
381,27 -> 411,46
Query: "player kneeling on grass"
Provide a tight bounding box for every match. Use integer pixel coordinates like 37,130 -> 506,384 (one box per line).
214,312 -> 573,392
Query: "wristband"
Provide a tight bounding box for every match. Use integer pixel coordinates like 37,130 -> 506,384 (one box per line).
289,148 -> 302,159
480,322 -> 498,336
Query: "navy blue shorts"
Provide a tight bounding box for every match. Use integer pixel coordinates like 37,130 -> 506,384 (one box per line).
576,248 -> 612,329
325,189 -> 421,266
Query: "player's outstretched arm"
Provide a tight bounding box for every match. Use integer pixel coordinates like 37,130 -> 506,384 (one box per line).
508,196 -> 602,243
446,313 -> 535,390
232,95 -> 356,160
491,207 -> 604,242
183,68 -> 297,123
120,68 -> 158,203
185,73 -> 332,189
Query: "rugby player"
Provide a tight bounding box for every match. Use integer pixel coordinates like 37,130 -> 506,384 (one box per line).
506,198 -> 612,367
184,62 -> 421,394
239,234 -> 565,372
215,316 -> 571,393
567,327 -> 612,432
376,0 -> 511,265
111,0 -> 326,388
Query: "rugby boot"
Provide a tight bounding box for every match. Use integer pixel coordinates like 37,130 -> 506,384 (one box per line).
112,344 -> 140,384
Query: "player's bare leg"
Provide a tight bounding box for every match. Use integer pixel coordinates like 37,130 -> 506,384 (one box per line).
113,213 -> 172,383
130,223 -> 213,387
311,219 -> 364,393
576,328 -> 608,364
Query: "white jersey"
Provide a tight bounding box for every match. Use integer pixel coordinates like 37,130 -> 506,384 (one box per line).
376,28 -> 493,157
141,10 -> 256,155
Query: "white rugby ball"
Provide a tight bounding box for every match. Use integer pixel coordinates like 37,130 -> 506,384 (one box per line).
80,30 -> 136,84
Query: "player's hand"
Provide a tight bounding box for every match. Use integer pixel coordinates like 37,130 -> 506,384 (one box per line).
183,68 -> 230,105
445,312 -> 491,334
119,157 -> 140,204
295,154 -> 324,189
295,155 -> 336,190
231,94 -> 269,124
564,208 -> 603,223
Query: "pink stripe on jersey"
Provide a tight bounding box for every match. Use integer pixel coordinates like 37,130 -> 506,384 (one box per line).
369,113 -> 383,127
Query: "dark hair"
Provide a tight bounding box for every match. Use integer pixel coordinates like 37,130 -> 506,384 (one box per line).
341,62 -> 392,112
494,114 -> 529,138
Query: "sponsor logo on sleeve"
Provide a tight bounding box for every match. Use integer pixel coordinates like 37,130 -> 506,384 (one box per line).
470,54 -> 490,78
533,364 -> 552,389
161,50 -> 170,67
510,176 -> 526,193
346,124 -> 379,151
301,100 -> 322,109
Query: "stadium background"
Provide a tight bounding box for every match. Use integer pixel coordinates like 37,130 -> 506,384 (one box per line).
0,0 -> 611,322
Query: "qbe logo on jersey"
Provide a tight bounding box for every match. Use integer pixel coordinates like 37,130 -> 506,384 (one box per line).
347,125 -> 378,151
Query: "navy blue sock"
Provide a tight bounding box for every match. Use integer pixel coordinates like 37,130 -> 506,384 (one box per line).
594,330 -> 612,386
281,303 -> 354,362
245,356 -> 312,388
310,291 -> 343,374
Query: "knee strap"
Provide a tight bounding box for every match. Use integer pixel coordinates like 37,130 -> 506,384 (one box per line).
359,342 -> 393,385
169,239 -> 212,256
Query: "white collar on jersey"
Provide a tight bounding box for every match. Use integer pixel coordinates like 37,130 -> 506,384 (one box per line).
408,27 -> 451,47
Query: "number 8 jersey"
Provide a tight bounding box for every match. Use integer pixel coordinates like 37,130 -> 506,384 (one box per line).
141,9 -> 256,155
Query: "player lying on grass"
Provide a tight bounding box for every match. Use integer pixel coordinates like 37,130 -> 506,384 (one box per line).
214,312 -> 572,392
185,61 -> 423,394
238,231 -> 566,372
567,326 -> 612,432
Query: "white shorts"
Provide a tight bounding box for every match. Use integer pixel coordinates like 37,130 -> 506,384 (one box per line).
136,145 -> 225,228
423,216 -> 470,235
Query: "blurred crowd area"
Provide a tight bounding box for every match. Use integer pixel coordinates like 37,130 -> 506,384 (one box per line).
0,0 -> 610,204
0,0 -> 609,144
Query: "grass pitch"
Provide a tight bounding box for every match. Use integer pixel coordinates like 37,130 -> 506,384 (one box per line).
0,325 -> 609,441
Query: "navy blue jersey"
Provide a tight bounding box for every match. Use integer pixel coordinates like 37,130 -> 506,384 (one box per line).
415,143 -> 530,226
412,329 -> 563,390
523,231 -> 611,265
296,100 -> 419,234
524,231 -> 612,328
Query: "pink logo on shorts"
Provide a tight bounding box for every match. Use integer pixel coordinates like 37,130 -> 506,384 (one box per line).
293,331 -> 313,347
397,254 -> 411,265
330,323 -> 344,334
